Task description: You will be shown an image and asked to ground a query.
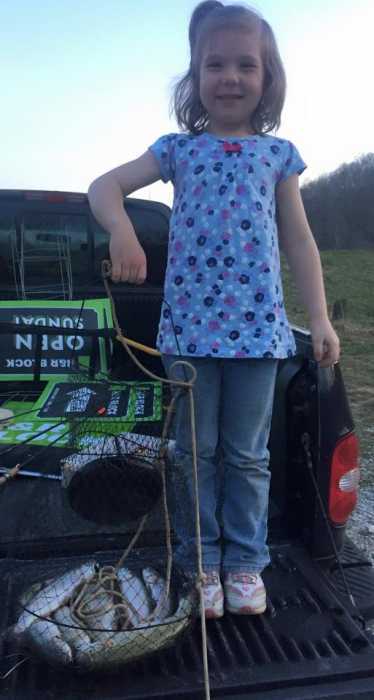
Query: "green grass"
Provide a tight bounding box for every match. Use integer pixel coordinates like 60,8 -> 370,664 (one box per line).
281,249 -> 374,481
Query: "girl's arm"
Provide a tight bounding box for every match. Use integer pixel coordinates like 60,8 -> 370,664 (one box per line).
88,151 -> 161,284
276,174 -> 340,367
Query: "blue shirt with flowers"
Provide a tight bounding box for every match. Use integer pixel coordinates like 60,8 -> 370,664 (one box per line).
149,132 -> 306,359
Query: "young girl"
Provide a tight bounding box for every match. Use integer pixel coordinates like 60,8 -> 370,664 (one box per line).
88,1 -> 340,619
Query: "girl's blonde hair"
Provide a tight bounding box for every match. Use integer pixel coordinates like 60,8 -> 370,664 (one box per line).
172,1 -> 286,135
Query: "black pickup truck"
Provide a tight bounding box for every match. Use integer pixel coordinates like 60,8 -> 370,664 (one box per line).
0,189 -> 373,699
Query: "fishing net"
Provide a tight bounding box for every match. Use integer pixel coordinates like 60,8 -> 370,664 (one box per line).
44,374 -> 167,526
8,556 -> 195,671
0,294 -> 199,674
62,433 -> 164,526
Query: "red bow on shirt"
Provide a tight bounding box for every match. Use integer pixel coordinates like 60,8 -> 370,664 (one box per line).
223,142 -> 242,153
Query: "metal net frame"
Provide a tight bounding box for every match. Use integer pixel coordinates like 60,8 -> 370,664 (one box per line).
10,218 -> 73,301
1,265 -> 211,699
0,315 -> 198,675
10,556 -> 195,672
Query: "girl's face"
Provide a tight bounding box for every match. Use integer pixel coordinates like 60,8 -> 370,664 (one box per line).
199,27 -> 264,137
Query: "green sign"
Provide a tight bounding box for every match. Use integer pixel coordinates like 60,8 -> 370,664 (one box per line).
0,401 -> 70,447
34,379 -> 162,422
0,299 -> 113,380
0,381 -> 162,447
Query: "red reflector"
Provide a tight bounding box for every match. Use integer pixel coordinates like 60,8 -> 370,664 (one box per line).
25,191 -> 66,202
24,191 -> 86,203
45,194 -> 68,203
329,433 -> 360,524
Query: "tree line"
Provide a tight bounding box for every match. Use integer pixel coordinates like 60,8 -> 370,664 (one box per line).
301,153 -> 374,250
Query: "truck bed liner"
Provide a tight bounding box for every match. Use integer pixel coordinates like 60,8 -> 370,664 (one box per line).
1,544 -> 373,700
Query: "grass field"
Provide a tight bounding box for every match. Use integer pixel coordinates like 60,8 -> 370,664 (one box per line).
282,249 -> 374,481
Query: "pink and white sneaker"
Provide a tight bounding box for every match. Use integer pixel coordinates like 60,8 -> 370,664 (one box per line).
202,571 -> 224,619
224,572 -> 266,615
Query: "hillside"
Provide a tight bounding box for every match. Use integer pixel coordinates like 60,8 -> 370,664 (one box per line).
301,154 -> 374,250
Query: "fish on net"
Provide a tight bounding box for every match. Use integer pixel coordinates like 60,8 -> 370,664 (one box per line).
0,270 -> 206,678
0,346 -> 198,673
8,558 -> 195,671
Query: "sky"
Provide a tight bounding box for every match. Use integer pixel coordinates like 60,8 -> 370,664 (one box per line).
1,0 -> 373,206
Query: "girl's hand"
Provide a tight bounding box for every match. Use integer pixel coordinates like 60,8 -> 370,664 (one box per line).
109,231 -> 147,284
310,318 -> 340,367
88,150 -> 160,285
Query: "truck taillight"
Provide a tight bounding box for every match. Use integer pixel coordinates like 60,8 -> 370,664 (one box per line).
329,433 -> 360,525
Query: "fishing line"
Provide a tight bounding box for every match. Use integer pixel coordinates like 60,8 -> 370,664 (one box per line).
162,298 -> 184,359
10,425 -> 72,468
102,261 -> 211,700
0,406 -> 40,423
301,434 -> 357,606
67,297 -> 86,371
0,420 -> 67,459
163,297 -> 191,390
0,426 -> 74,486
2,262 -> 210,695
301,432 -> 373,647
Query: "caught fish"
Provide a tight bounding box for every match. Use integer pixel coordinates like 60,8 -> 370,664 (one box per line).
24,617 -> 73,666
142,567 -> 173,620
19,581 -> 44,608
53,606 -> 91,654
11,559 -> 196,671
14,561 -> 97,635
116,567 -> 151,627
75,590 -> 195,671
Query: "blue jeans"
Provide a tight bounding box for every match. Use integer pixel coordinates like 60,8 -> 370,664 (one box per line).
162,355 -> 278,575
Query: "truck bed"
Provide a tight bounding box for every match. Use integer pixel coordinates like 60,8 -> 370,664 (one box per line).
0,438 -> 373,700
1,543 -> 374,699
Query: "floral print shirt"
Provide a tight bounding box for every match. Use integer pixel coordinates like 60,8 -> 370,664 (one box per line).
149,132 -> 306,359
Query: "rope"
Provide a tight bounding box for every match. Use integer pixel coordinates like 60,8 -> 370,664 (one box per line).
4,262 -> 211,697
69,564 -> 145,630
188,377 -> 210,695
114,514 -> 150,571
101,261 -> 211,700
